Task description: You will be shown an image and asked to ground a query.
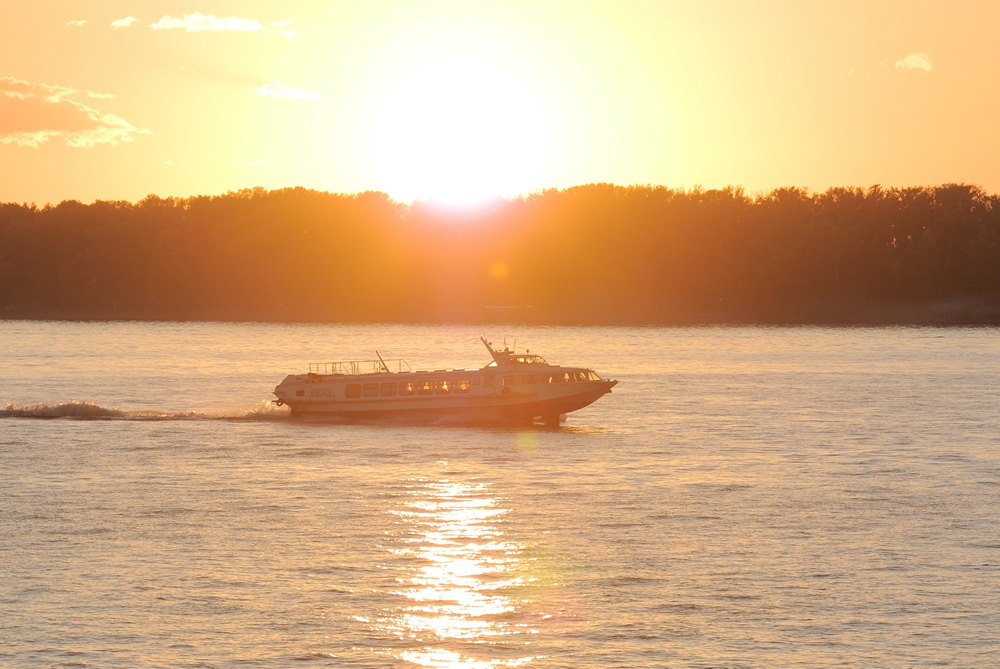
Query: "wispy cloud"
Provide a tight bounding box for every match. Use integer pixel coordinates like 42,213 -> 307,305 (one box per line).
895,52 -> 932,72
253,80 -> 320,100
150,13 -> 295,36
111,16 -> 137,30
0,76 -> 150,148
65,20 -> 86,27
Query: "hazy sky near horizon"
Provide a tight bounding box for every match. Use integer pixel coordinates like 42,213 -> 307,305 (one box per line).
3,1 -> 999,205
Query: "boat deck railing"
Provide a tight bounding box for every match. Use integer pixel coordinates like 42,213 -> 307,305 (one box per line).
309,359 -> 411,376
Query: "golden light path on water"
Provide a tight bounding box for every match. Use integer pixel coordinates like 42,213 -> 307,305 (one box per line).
382,478 -> 539,668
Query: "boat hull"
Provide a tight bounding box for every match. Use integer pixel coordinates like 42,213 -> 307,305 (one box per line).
284,382 -> 617,425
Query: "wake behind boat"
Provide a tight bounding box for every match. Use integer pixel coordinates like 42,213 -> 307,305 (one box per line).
273,337 -> 618,425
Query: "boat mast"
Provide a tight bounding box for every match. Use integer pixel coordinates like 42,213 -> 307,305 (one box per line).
375,350 -> 391,373
480,336 -> 503,364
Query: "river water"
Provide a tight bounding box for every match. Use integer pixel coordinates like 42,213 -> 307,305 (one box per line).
1,322 -> 998,668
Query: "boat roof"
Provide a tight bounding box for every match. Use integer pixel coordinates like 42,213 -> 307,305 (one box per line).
480,336 -> 548,366
299,337 -> 560,379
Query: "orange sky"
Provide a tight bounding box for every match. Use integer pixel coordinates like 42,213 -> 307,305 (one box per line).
3,1 -> 999,205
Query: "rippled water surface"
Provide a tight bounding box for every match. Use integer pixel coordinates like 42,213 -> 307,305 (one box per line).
2,322 -> 999,667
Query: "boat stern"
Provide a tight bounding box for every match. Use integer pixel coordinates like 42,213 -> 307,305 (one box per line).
272,374 -> 299,406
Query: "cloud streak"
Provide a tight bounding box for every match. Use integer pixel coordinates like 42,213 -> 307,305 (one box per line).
111,16 -> 136,30
0,76 -> 150,148
253,80 -> 321,100
66,20 -> 86,27
895,52 -> 932,72
150,13 -> 295,36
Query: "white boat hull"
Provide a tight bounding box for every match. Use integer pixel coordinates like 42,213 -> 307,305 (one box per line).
282,382 -> 615,425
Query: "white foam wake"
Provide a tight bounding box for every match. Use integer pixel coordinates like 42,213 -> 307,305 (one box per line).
0,399 -> 290,421
1,400 -> 128,419
237,399 -> 291,420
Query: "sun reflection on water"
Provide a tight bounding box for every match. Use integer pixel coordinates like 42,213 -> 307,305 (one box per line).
382,479 -> 539,668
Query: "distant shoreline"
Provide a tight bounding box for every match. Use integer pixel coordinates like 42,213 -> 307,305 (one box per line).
5,301 -> 1000,327
3,184 -> 999,327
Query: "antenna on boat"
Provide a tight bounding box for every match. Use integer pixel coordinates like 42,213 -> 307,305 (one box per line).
375,350 -> 391,373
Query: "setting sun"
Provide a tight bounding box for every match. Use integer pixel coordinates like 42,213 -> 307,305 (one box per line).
371,57 -> 549,204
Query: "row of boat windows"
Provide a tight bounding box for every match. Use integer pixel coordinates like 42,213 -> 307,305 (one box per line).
335,371 -> 601,399
345,379 -> 473,398
492,371 -> 600,386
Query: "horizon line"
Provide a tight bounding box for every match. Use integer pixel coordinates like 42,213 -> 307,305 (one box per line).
3,180 -> 993,209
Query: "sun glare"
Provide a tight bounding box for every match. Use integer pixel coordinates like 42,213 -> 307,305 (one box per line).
371,58 -> 550,205
378,479 -> 538,667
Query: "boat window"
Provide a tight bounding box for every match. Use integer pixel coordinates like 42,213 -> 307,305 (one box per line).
417,380 -> 434,395
435,380 -> 451,394
563,372 -> 575,382
515,355 -> 546,365
380,382 -> 396,397
588,371 -> 601,381
345,384 -> 362,398
398,381 -> 415,396
484,374 -> 495,387
548,373 -> 562,383
575,372 -> 589,382
524,374 -> 540,384
454,379 -> 471,393
502,375 -> 521,386
363,383 -> 379,397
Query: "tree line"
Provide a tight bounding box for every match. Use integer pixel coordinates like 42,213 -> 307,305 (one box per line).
1,183 -> 998,324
